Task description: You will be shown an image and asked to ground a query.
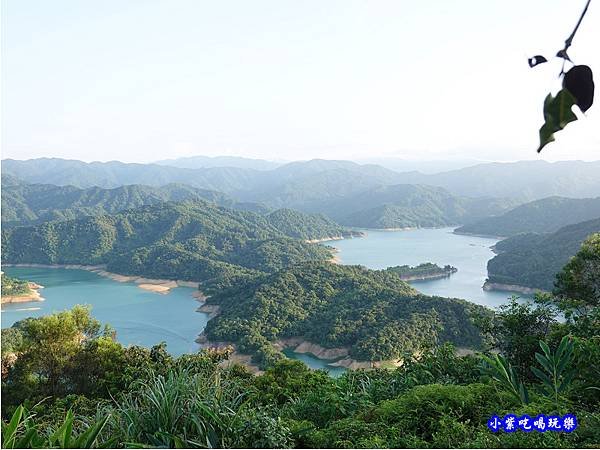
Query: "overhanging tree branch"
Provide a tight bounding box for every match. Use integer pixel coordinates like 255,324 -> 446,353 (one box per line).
558,0 -> 592,60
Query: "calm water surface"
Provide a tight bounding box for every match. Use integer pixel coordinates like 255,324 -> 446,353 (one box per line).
328,227 -> 529,309
1,267 -> 207,355
282,349 -> 346,377
2,228 -> 523,370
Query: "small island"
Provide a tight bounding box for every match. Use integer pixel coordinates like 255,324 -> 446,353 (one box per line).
1,273 -> 44,303
386,263 -> 458,281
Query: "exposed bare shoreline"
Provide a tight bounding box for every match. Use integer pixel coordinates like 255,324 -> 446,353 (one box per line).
305,232 -> 365,244
482,281 -> 546,295
1,282 -> 45,304
3,263 -> 202,295
273,337 -> 403,369
452,230 -> 507,240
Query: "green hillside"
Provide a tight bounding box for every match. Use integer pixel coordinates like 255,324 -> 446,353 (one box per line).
265,208 -> 357,240
1,200 -> 347,285
456,196 -> 600,237
320,184 -> 517,229
204,262 -> 487,366
486,218 -> 600,290
1,178 -> 270,227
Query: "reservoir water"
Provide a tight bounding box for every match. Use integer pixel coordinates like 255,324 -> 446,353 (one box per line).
286,227 -> 526,373
329,227 -> 527,309
1,267 -> 206,356
2,228 -> 522,372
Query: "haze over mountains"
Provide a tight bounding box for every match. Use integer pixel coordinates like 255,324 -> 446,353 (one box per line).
1,176 -> 269,228
456,197 -> 600,237
5,158 -> 600,203
5,157 -> 600,231
154,155 -> 282,171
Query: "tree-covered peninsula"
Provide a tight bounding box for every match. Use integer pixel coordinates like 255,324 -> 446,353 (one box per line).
203,262 -> 486,367
1,200 -> 354,286
486,218 -> 600,291
0,273 -> 42,303
1,274 -> 33,297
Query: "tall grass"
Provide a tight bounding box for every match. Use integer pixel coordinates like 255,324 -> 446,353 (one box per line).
108,367 -> 247,448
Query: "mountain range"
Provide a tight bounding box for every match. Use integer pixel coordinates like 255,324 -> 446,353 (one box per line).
5,159 -> 600,204
456,196 -> 600,237
1,176 -> 269,228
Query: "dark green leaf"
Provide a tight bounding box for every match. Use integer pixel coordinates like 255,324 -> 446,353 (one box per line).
537,89 -> 578,152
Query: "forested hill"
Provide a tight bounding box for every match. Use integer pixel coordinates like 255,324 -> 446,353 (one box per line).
1,200 -> 351,284
265,208 -> 354,240
456,196 -> 600,237
1,178 -> 271,228
486,218 -> 600,291
317,184 -> 517,229
204,262 -> 487,366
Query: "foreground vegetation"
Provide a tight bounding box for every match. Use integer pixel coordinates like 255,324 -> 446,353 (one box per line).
2,234 -> 599,448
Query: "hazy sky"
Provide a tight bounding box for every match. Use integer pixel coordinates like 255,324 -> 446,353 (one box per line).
2,0 -> 599,163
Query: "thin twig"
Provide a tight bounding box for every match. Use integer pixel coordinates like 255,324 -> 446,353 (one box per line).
563,0 -> 592,52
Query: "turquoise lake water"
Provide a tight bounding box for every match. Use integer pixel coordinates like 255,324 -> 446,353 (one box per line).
1,267 -> 207,356
329,227 -> 527,309
282,349 -> 346,377
284,227 -> 527,374
1,227 -> 523,372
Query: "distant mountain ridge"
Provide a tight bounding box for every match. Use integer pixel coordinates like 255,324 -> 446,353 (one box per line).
2,158 -> 263,193
398,160 -> 600,201
456,196 -> 600,237
4,158 -> 600,230
5,158 -> 600,204
313,184 -> 518,229
1,178 -> 270,228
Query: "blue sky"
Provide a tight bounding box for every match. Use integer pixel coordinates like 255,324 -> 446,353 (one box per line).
2,0 -> 599,163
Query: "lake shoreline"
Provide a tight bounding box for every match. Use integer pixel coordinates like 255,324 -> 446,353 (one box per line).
274,337 -> 401,370
399,270 -> 457,282
305,232 -> 365,244
195,332 -> 263,374
3,263 -> 203,295
482,280 -> 545,295
1,282 -> 45,304
453,230 -> 507,240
